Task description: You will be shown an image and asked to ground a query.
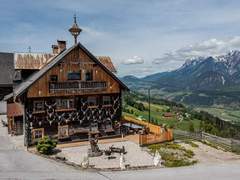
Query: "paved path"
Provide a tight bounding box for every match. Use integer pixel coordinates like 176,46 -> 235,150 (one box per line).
0,122 -> 107,180
103,162 -> 240,180
1,116 -> 240,179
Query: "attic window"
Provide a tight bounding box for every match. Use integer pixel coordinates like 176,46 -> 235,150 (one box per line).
85,70 -> 93,81
68,72 -> 81,80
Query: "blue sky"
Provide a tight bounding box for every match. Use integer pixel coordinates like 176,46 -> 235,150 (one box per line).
1,0 -> 240,77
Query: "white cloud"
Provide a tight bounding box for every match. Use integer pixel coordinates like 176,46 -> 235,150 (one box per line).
153,53 -> 176,64
153,36 -> 240,64
122,56 -> 144,65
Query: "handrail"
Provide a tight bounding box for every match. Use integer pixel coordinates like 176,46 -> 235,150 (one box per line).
49,81 -> 107,90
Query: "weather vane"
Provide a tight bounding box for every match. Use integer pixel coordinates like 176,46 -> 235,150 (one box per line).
69,14 -> 82,44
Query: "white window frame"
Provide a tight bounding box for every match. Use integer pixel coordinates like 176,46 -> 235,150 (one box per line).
56,99 -> 74,109
32,128 -> 44,141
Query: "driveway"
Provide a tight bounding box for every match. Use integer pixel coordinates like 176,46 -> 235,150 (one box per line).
102,162 -> 240,180
1,114 -> 240,180
0,118 -> 107,180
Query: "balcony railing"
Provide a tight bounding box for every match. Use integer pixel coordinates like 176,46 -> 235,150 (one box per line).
49,81 -> 107,93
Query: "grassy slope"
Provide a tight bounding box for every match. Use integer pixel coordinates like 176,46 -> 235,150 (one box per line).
138,88 -> 240,123
195,107 -> 240,123
124,102 -> 201,132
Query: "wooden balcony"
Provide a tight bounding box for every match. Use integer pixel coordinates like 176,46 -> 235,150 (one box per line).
49,81 -> 107,94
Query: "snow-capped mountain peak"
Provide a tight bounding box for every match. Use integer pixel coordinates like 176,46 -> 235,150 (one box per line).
179,57 -> 205,70
216,50 -> 240,75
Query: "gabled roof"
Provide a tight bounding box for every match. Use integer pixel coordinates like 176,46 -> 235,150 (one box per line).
78,43 -> 128,90
97,56 -> 117,73
14,43 -> 129,98
14,53 -> 55,70
3,92 -> 13,101
0,52 -> 14,86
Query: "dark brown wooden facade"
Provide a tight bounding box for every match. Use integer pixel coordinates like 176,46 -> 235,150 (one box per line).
11,44 -> 128,146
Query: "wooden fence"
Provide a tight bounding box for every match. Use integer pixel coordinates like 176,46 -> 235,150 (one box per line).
174,130 -> 240,153
139,130 -> 173,146
122,115 -> 173,146
123,115 -> 166,135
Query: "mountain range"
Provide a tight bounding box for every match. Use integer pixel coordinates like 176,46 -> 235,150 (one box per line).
122,50 -> 240,107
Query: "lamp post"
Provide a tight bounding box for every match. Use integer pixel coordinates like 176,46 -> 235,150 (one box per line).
148,88 -> 151,124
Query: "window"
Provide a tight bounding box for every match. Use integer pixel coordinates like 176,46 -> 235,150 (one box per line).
68,72 -> 81,80
14,70 -> 22,81
103,96 -> 111,105
56,99 -> 74,109
87,96 -> 97,106
85,70 -> 93,81
35,129 -> 43,139
33,101 -> 45,112
58,125 -> 69,139
50,75 -> 58,82
32,128 -> 44,140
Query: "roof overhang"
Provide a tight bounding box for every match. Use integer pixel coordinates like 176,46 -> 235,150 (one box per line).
13,43 -> 129,99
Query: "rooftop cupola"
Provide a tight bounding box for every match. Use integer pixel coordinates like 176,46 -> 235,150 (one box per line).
69,14 -> 82,44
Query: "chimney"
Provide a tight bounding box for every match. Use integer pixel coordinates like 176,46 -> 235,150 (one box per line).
52,45 -> 58,54
57,40 -> 66,53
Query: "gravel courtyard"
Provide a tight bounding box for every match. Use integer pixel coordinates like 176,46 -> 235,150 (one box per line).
60,141 -> 154,169
58,139 -> 240,170
181,141 -> 240,164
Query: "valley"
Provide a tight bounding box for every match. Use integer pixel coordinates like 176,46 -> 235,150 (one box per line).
195,107 -> 240,124
123,94 -> 201,132
125,86 -> 240,123
122,50 -> 240,124
123,91 -> 240,140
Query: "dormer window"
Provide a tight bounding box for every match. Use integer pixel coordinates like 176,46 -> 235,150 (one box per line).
68,71 -> 81,80
85,70 -> 93,81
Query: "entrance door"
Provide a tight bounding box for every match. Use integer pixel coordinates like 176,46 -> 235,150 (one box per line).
15,116 -> 23,135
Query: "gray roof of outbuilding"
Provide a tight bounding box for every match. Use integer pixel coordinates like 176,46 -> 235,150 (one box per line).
0,52 -> 14,86
13,43 -> 129,98
3,92 -> 13,101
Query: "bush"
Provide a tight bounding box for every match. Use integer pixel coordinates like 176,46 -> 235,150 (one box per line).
148,143 -> 197,167
164,159 -> 197,167
201,140 -> 219,150
203,122 -> 219,135
36,136 -> 57,155
184,140 -> 199,148
189,121 -> 195,132
166,108 -> 171,112
133,102 -> 145,111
